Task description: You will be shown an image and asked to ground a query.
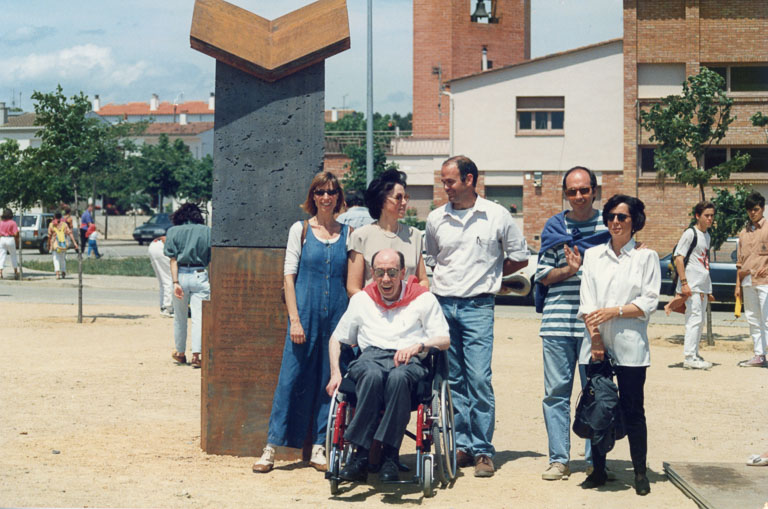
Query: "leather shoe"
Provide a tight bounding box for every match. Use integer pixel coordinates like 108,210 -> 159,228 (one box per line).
581,470 -> 607,489
379,458 -> 400,482
634,473 -> 650,496
474,455 -> 495,478
339,456 -> 368,482
457,450 -> 474,468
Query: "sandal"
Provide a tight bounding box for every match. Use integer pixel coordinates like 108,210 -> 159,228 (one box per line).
191,354 -> 201,369
747,454 -> 768,466
172,352 -> 187,364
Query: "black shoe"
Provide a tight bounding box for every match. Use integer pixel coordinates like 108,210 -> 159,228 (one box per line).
581,470 -> 608,489
379,458 -> 400,482
339,456 -> 368,482
634,473 -> 650,496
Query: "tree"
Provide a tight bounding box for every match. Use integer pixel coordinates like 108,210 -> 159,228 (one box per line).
340,143 -> 399,194
639,67 -> 750,201
176,154 -> 213,206
31,85 -> 118,323
639,67 -> 752,346
133,134 -> 184,212
325,111 -> 412,132
710,185 -> 751,251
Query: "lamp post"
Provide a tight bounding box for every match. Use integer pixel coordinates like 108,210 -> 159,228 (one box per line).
366,0 -> 373,185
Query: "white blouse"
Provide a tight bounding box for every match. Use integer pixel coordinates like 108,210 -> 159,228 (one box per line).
577,239 -> 661,367
283,221 -> 350,276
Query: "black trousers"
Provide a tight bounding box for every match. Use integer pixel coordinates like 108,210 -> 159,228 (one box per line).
592,366 -> 647,475
344,347 -> 428,450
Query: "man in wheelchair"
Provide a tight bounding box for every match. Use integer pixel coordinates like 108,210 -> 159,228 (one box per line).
326,248 -> 450,483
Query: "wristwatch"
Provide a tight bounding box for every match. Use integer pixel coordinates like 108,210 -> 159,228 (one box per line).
418,342 -> 425,353
619,306 -> 624,317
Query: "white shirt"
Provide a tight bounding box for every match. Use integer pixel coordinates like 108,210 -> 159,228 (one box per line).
425,196 -> 528,298
673,227 -> 711,294
578,239 -> 661,367
332,284 -> 450,352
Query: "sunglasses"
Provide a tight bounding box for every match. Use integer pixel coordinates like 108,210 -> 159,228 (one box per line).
605,212 -> 630,223
373,268 -> 401,278
314,188 -> 339,196
387,193 -> 410,203
564,187 -> 592,197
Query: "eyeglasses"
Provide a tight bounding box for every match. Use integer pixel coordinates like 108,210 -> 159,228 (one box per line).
387,193 -> 410,203
564,187 -> 592,197
604,212 -> 630,223
373,268 -> 401,278
314,188 -> 339,196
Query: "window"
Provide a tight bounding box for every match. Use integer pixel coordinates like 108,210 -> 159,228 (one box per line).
517,97 -> 564,135
704,148 -> 727,170
705,65 -> 768,93
639,147 -> 657,173
485,186 -> 523,213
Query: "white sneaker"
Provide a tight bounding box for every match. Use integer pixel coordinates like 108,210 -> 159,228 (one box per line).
684,357 -> 712,370
160,308 -> 174,318
542,462 -> 570,480
310,444 -> 327,471
252,446 -> 275,473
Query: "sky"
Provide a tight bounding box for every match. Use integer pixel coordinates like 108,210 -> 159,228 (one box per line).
0,0 -> 622,116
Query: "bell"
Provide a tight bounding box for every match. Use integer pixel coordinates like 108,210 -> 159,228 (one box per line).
470,0 -> 490,22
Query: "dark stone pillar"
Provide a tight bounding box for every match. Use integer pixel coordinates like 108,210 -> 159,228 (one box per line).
201,60 -> 324,458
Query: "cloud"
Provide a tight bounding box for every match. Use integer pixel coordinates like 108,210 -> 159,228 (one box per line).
2,25 -> 57,46
2,44 -> 151,88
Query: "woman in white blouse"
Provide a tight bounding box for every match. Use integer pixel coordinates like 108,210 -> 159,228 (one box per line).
577,194 -> 660,496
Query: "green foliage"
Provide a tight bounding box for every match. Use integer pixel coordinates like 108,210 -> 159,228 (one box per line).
176,154 -> 213,204
639,67 -> 749,200
131,134 -> 186,209
709,185 -> 751,251
325,112 -> 412,132
753,111 -> 768,140
31,85 -> 119,209
22,256 -> 155,277
400,208 -> 425,230
341,143 -> 399,194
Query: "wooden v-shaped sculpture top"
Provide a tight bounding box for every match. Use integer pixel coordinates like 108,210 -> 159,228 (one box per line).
191,0 -> 350,82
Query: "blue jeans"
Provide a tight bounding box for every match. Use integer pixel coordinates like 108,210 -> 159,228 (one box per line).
86,238 -> 100,258
542,335 -> 590,465
437,294 -> 496,458
172,268 -> 210,354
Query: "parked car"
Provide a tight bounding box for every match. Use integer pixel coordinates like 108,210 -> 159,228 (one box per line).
132,213 -> 173,245
659,237 -> 737,302
14,213 -> 55,254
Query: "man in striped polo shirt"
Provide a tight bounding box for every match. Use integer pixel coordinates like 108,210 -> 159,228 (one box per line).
535,166 -> 610,481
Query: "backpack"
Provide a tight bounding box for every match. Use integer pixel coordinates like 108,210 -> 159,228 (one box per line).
53,222 -> 68,253
665,227 -> 697,296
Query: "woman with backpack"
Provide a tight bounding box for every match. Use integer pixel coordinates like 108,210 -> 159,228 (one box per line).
577,194 -> 660,496
48,211 -> 79,279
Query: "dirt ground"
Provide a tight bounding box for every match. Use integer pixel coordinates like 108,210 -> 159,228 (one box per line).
1,301 -> 766,509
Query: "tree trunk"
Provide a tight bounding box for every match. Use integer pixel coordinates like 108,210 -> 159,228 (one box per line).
75,185 -> 83,324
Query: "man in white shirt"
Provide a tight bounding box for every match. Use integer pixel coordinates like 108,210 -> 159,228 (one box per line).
672,201 -> 715,370
326,248 -> 450,483
424,155 -> 529,478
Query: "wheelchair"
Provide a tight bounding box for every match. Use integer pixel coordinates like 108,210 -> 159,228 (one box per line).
324,348 -> 457,497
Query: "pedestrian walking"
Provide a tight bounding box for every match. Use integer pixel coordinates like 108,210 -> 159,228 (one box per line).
0,208 -> 20,280
148,236 -> 173,317
165,203 -> 211,368
49,212 -> 78,279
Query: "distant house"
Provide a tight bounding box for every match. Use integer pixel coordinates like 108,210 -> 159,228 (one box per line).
93,93 -> 215,124
0,104 -> 39,149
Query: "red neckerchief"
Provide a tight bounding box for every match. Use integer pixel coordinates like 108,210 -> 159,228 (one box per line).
363,275 -> 427,310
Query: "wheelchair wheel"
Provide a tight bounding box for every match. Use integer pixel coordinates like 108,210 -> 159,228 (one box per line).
422,455 -> 435,498
326,391 -> 349,495
439,379 -> 457,481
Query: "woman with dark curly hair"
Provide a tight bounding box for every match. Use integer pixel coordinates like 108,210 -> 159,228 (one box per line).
346,168 -> 428,295
253,171 -> 351,474
164,203 -> 211,368
577,194 -> 660,496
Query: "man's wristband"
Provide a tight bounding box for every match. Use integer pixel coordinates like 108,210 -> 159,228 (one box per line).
418,342 -> 425,353
680,279 -> 688,285
173,281 -> 179,284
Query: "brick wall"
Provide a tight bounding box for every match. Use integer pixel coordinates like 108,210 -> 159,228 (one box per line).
323,153 -> 351,181
412,0 -> 530,138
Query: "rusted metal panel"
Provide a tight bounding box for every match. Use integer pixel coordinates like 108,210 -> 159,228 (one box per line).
202,246 -> 303,459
